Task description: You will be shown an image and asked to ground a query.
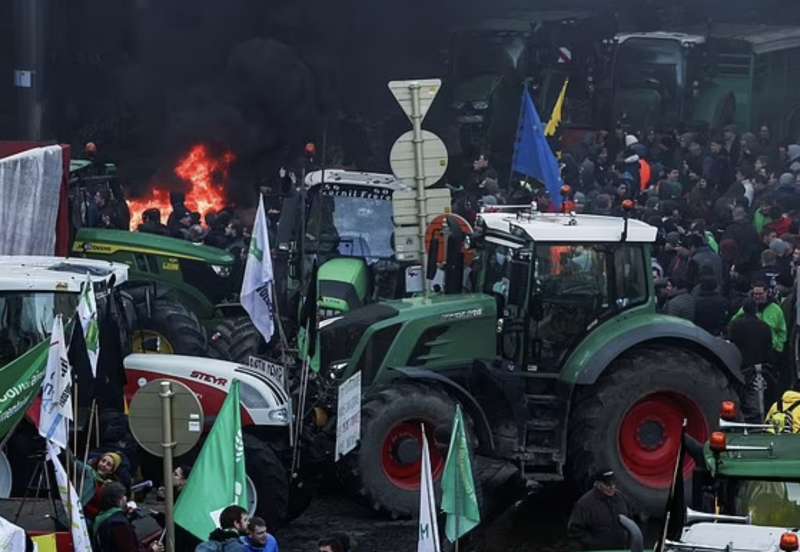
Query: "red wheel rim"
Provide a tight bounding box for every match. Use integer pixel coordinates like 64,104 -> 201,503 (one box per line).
619,391 -> 708,488
381,421 -> 444,491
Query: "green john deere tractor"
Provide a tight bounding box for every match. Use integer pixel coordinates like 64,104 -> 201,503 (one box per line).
72,228 -> 238,358
303,207 -> 743,519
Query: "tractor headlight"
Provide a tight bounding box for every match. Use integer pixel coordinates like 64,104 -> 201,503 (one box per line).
268,407 -> 289,423
472,100 -> 489,111
211,264 -> 231,277
329,360 -> 348,374
318,308 -> 339,321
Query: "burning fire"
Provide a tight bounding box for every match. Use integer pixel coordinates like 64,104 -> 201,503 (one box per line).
127,144 -> 236,230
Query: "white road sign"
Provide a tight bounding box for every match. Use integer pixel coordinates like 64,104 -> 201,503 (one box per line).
335,371 -> 362,461
388,79 -> 441,124
390,130 -> 448,189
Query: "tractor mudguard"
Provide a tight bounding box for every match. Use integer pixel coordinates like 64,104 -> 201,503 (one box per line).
564,318 -> 744,386
388,366 -> 495,454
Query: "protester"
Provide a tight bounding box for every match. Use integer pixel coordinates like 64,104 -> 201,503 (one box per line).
138,208 -> 169,235
729,298 -> 775,421
92,482 -> 164,552
567,470 -> 630,551
76,451 -> 129,520
240,516 -> 279,552
729,281 -> 787,356
664,278 -> 695,321
196,505 -> 248,552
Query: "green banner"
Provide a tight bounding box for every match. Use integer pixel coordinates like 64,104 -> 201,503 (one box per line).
0,339 -> 50,441
175,380 -> 248,540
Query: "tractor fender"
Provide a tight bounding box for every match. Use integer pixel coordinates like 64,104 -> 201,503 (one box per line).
389,366 -> 496,454
563,317 -> 743,386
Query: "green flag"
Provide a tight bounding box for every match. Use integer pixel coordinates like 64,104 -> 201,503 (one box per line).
441,404 -> 480,542
175,380 -> 248,540
0,339 -> 49,442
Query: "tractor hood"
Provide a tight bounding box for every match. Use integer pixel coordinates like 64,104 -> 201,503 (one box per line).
123,354 -> 290,427
703,433 -> 800,480
680,522 -> 798,552
317,257 -> 370,312
74,228 -> 235,265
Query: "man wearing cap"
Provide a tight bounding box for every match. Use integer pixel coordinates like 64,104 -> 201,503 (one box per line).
567,470 -> 630,550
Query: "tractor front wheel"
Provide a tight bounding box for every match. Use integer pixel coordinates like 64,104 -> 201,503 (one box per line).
343,383 -> 467,518
132,299 -> 206,356
568,347 -> 737,516
244,434 -> 290,529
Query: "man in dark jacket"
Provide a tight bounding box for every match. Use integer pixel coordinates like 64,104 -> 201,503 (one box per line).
729,298 -> 774,421
568,470 -> 630,550
93,482 -> 163,552
138,209 -> 169,236
664,278 -> 695,321
196,505 -> 248,552
687,234 -> 722,290
722,206 -> 761,274
693,276 -> 728,335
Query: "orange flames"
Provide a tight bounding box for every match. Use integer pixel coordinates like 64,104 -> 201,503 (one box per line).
127,144 -> 236,230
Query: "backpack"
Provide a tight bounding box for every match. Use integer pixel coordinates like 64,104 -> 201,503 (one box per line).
765,390 -> 800,433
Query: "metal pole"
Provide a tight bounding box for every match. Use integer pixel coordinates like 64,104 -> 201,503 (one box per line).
409,83 -> 428,281
12,0 -> 46,139
160,381 -> 176,552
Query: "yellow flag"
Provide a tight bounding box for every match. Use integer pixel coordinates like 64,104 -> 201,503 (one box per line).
545,79 -> 569,137
31,534 -> 58,552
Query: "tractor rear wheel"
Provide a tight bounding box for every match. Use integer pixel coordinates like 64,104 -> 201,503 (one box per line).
342,383 -> 470,518
244,434 -> 289,528
132,299 -> 206,356
568,347 -> 737,516
208,316 -> 264,364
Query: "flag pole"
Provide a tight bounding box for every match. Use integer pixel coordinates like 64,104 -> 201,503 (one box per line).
454,409 -> 460,552
79,399 -> 96,498
508,85 -> 528,189
72,383 -> 79,488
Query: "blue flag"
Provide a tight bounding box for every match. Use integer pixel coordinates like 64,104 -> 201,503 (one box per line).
511,89 -> 563,206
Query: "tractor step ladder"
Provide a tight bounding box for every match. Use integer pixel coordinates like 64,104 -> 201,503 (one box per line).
516,372 -> 567,483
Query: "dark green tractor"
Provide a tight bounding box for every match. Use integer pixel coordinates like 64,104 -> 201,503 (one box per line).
303,207 -> 743,519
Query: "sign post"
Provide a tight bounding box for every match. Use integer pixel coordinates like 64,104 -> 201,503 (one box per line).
388,79 -> 448,278
160,381 -> 176,552
129,379 -> 204,552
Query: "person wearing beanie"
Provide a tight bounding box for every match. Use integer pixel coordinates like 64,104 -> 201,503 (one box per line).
76,451 -> 128,520
693,274 -> 728,336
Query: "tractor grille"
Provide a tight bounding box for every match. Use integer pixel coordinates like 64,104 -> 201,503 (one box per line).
318,303 -> 398,372
354,324 -> 402,384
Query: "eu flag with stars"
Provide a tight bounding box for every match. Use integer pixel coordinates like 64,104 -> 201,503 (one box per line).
512,89 -> 563,206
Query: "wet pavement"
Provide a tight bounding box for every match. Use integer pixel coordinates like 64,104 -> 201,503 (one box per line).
275,485 -> 574,552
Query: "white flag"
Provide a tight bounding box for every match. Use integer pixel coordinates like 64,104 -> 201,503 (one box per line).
418,427 -> 441,552
241,196 -> 275,341
38,315 -> 72,450
0,515 -> 27,551
77,274 -> 100,377
47,443 -> 92,551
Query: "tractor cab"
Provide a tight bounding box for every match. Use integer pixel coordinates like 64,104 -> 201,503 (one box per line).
471,207 -> 654,372
278,170 -> 413,324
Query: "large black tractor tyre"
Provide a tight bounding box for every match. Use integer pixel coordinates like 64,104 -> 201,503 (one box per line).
208,316 -> 264,364
342,383 -> 475,519
133,299 -> 206,356
568,347 -> 738,517
244,434 -> 290,529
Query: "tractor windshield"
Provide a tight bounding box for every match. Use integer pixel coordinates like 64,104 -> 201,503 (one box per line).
0,292 -> 79,366
731,479 -> 800,527
306,184 -> 395,262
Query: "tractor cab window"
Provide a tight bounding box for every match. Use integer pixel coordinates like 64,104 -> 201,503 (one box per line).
614,245 -> 647,307
478,239 -> 530,309
305,184 -> 395,262
531,244 -> 611,369
0,292 -> 79,366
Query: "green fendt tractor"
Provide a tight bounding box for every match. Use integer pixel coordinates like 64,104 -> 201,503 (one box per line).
304,206 -> 742,518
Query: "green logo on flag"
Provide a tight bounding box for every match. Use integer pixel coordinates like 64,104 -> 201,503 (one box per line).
249,235 -> 263,262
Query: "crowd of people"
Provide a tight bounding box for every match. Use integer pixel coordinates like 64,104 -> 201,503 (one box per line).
451,121 -> 800,424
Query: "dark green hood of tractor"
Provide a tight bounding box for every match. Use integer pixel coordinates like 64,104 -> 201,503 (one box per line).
318,293 -> 497,385
704,433 -> 800,481
317,257 -> 370,313
74,228 -> 235,265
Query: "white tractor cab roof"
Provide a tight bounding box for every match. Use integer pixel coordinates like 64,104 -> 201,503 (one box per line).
477,211 -> 657,245
304,169 -> 409,192
0,256 -> 129,293
124,353 -> 290,427
615,31 -> 706,46
678,522 -> 798,552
